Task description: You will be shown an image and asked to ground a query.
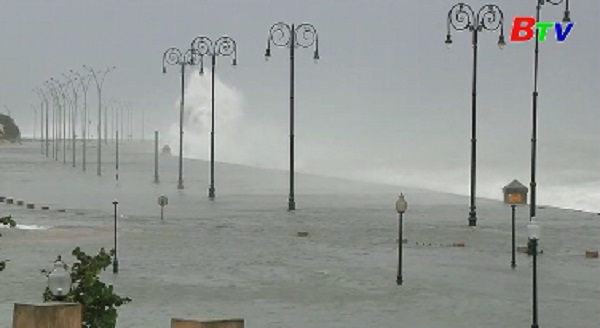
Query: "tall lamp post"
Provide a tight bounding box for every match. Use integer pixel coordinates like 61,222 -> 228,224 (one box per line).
162,47 -> 200,190
265,22 -> 319,211
72,70 -> 91,172
445,3 -> 505,227
112,199 -> 119,274
85,65 -> 116,177
43,81 -> 59,160
395,193 -> 408,285
191,35 -> 237,200
33,87 -> 49,156
528,0 -> 570,226
50,78 -> 71,164
62,73 -> 79,168
528,220 -> 541,328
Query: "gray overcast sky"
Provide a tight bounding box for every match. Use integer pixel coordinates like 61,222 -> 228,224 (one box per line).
1,0 -> 598,199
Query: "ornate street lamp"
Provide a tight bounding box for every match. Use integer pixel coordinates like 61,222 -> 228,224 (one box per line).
84,65 -> 116,177
33,87 -> 50,157
71,70 -> 92,172
47,255 -> 72,301
191,35 -> 237,200
527,220 -> 541,328
43,81 -> 59,160
265,22 -> 319,211
395,193 -> 408,285
162,47 -> 200,190
445,3 -> 505,227
528,0 -> 571,225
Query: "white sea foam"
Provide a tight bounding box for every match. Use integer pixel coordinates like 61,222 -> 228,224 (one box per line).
14,224 -> 49,230
166,70 -> 600,214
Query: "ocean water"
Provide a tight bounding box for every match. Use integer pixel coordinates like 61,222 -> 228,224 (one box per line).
1,141 -> 599,328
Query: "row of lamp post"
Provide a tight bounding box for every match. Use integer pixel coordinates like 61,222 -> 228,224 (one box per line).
446,1 -> 571,228
162,22 -> 318,211
34,66 -> 116,175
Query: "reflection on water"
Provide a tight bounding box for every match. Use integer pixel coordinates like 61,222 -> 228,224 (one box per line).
0,142 -> 599,328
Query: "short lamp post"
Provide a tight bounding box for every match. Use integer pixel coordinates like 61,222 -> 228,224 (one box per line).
112,199 -> 119,274
503,179 -> 528,268
395,193 -> 407,286
47,255 -> 72,301
528,221 -> 541,328
158,195 -> 168,221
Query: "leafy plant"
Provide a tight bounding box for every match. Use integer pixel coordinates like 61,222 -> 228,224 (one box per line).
1,215 -> 16,272
42,247 -> 132,328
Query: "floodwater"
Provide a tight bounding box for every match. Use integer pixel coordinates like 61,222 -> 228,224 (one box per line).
1,141 -> 599,327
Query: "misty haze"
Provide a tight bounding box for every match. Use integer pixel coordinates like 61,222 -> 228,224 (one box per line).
1,1 -> 598,328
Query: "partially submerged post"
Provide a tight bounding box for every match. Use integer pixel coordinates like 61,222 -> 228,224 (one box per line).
158,195 -> 168,221
503,179 -> 528,268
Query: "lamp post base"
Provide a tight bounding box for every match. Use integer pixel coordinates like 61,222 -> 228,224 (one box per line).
531,324 -> 539,328
288,199 -> 296,211
527,238 -> 535,256
468,213 -> 477,227
112,259 -> 119,274
396,275 -> 403,286
177,183 -> 184,190
208,186 -> 215,200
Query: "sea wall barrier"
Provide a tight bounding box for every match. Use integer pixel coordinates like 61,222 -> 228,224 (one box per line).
12,303 -> 245,328
1,195 -> 51,211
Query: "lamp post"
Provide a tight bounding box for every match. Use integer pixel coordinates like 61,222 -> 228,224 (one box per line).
112,199 -> 119,274
32,106 -> 37,141
43,81 -> 59,160
265,22 -> 319,211
71,70 -> 91,172
33,87 -> 49,156
162,47 -> 200,190
50,78 -> 72,165
85,65 -> 116,177
527,220 -> 541,328
445,3 -> 506,227
62,73 -> 79,168
528,0 -> 571,225
116,130 -> 119,181
191,35 -> 238,200
395,193 -> 408,285
47,255 -> 72,301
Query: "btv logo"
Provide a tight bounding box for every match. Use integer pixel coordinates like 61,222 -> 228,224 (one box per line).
509,16 -> 574,42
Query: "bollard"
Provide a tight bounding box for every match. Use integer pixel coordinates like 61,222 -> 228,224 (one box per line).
26,204 -> 35,209
297,231 -> 309,237
585,250 -> 599,259
0,196 -> 5,202
57,209 -> 66,213
41,206 -> 50,210
171,318 -> 244,328
16,200 -> 24,206
6,198 -> 14,204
